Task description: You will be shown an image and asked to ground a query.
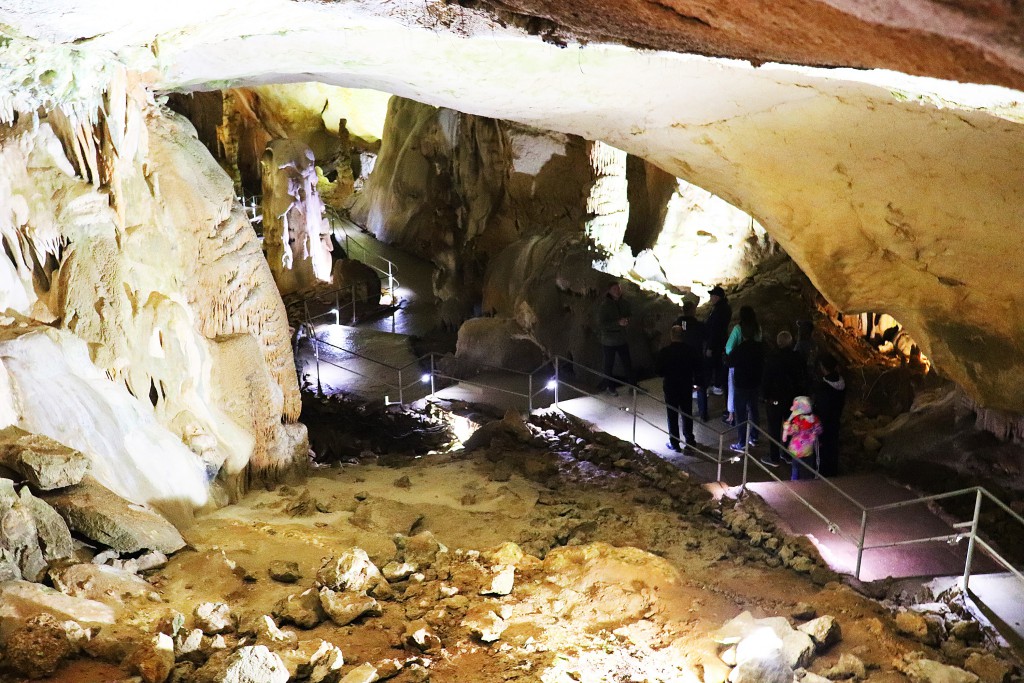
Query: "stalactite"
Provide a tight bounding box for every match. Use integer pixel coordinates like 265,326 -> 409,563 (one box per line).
585,141 -> 629,253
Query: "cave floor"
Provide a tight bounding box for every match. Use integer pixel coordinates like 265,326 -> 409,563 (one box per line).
40,444 -> 959,682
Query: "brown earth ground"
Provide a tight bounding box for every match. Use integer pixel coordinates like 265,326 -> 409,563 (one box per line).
17,406 -> 1019,683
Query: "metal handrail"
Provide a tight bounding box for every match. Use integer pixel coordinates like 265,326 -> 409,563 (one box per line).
297,328 -> 1024,591
326,211 -> 400,300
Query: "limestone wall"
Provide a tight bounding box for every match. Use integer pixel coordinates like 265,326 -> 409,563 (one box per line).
350,96 -> 593,329
0,72 -> 305,518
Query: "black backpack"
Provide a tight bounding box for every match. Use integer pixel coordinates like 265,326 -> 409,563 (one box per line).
730,338 -> 765,388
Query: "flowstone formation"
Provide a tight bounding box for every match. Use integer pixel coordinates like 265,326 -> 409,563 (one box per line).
0,67 -> 307,522
261,139 -> 335,296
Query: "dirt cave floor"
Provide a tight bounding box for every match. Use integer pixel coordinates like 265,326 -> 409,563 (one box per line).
22,409 -> 1022,683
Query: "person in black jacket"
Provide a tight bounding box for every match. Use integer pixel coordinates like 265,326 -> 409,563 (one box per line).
761,330 -> 808,467
813,352 -> 847,477
673,300 -> 708,421
704,285 -> 732,395
656,325 -> 704,452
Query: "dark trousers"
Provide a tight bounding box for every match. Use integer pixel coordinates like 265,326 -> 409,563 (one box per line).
600,344 -> 634,389
707,350 -> 726,389
818,424 -> 840,477
765,400 -> 789,461
733,385 -> 760,444
694,385 -> 708,421
665,392 -> 695,447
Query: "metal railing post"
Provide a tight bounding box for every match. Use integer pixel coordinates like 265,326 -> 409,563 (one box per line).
741,432 -> 750,488
429,354 -> 436,400
717,432 -> 724,482
855,509 -> 868,580
314,337 -> 321,396
388,262 -> 395,303
631,386 -> 638,445
335,290 -> 341,325
398,368 -> 404,406
528,374 -> 533,413
303,300 -> 310,326
962,488 -> 983,591
351,285 -> 357,324
553,357 -> 560,407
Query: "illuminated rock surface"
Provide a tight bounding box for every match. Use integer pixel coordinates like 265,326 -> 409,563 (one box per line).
3,0 -> 1023,411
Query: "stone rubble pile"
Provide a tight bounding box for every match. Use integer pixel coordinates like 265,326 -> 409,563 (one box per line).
888,602 -> 1017,683
710,608 -> 1019,683
0,530 -> 531,681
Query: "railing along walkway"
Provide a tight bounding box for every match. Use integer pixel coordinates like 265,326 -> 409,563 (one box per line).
295,323 -> 1024,595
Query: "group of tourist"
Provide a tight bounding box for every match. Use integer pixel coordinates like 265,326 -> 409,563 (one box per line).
596,280 -> 847,481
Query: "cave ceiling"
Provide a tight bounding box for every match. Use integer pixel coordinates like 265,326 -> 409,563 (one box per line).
3,0 -> 1024,411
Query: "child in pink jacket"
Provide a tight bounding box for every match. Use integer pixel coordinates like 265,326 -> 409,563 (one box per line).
783,396 -> 822,481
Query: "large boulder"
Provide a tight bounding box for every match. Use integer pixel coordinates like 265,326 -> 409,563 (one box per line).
40,476 -> 185,554
454,317 -> 546,374
50,564 -> 156,604
0,426 -> 89,490
3,612 -> 75,679
315,548 -> 382,593
0,579 -> 116,643
0,490 -> 47,581
331,258 -> 382,307
194,645 -> 290,683
18,487 -> 74,563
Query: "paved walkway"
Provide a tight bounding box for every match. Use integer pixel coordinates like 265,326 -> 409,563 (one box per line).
328,214 -> 439,337
747,474 -> 1000,582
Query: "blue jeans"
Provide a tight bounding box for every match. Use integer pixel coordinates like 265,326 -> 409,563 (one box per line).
733,385 -> 760,444
791,453 -> 818,480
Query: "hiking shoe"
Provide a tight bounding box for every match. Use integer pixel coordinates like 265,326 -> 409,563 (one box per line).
710,386 -> 725,395
759,456 -> 780,468
729,442 -> 746,453
665,441 -> 682,452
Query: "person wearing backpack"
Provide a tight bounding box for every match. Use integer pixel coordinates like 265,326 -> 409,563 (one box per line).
813,352 -> 847,477
783,395 -> 823,480
704,285 -> 732,396
674,300 -> 709,421
760,330 -> 808,467
727,306 -> 764,452
656,325 -> 704,452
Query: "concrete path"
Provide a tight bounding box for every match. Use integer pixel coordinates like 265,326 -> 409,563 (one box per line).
295,325 -> 430,404
329,215 -> 440,337
747,474 -> 1000,582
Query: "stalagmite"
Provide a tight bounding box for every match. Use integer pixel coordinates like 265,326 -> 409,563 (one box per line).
260,139 -> 334,296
